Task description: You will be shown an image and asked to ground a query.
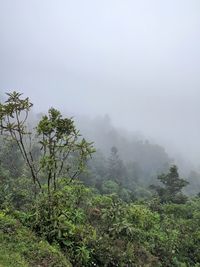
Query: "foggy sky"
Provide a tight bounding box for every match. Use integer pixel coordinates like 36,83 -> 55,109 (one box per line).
0,0 -> 200,166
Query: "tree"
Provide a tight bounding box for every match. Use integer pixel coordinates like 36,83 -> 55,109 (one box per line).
0,92 -> 41,194
37,107 -> 95,195
102,180 -> 119,194
0,91 -> 94,198
151,165 -> 189,204
107,146 -> 127,185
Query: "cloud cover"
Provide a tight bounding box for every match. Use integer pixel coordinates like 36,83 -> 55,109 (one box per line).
0,0 -> 200,165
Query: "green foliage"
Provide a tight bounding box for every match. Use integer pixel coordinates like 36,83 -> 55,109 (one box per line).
37,108 -> 95,191
0,91 -> 41,192
80,146 -> 155,201
1,179 -> 200,266
151,165 -> 189,204
0,91 -> 200,267
0,211 -> 71,267
23,180 -> 95,266
102,180 -> 119,194
0,91 -> 94,198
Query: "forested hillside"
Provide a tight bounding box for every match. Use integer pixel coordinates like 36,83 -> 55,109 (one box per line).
0,92 -> 200,266
75,115 -> 200,197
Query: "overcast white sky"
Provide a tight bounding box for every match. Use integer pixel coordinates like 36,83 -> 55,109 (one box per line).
0,0 -> 200,165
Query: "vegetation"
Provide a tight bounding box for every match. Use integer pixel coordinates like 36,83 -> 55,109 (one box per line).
0,91 -> 200,266
0,211 -> 71,267
150,165 -> 189,204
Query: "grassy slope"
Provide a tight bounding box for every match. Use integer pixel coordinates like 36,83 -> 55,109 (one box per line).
0,212 -> 71,267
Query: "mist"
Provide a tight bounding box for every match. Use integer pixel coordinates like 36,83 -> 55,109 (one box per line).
1,0 -> 200,167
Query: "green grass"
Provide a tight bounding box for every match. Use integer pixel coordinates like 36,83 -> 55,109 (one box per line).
0,246 -> 28,267
0,212 -> 71,267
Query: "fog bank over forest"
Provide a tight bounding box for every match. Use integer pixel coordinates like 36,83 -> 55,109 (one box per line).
1,2 -> 200,266
73,113 -> 195,174
1,0 -> 200,168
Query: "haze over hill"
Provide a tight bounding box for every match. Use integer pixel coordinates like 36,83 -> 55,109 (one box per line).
1,0 -> 200,168
1,3 -> 200,266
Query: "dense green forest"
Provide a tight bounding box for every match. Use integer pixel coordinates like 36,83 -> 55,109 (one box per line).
0,92 -> 200,266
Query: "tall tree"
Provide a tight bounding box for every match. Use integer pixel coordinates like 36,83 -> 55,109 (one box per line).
0,91 -> 94,198
107,146 -> 127,185
151,165 -> 189,204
